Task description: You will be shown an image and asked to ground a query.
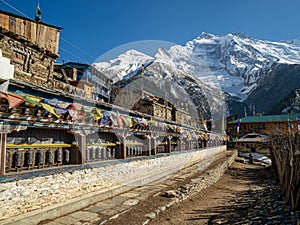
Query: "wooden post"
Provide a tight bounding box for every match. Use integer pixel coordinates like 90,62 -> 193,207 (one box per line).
177,138 -> 182,151
186,140 -> 190,150
151,137 -> 157,155
166,136 -> 171,153
120,135 -> 126,159
115,132 -> 127,159
145,136 -> 151,156
77,135 -> 86,164
0,133 -> 7,175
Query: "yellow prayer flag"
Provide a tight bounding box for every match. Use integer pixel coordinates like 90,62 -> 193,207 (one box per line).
41,103 -> 60,118
93,108 -> 103,120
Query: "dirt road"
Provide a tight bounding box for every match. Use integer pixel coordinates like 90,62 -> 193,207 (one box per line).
106,161 -> 300,225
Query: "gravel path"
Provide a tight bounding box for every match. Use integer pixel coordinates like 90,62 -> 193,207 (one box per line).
149,162 -> 300,225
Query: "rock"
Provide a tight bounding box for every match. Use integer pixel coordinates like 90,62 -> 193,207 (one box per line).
235,157 -> 246,163
158,206 -> 166,212
163,190 -> 178,198
144,212 -> 156,219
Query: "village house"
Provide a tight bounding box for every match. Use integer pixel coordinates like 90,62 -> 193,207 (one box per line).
0,9 -> 61,87
227,113 -> 300,138
54,62 -> 112,103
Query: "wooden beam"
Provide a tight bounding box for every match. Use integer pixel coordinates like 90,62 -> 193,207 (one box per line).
77,135 -> 86,164
0,133 -> 7,175
166,136 -> 171,153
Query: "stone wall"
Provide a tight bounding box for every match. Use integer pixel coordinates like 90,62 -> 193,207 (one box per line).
0,146 -> 226,223
0,35 -> 56,87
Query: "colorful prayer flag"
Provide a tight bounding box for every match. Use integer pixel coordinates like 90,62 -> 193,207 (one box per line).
0,81 -> 9,94
68,110 -> 85,121
35,3 -> 42,22
24,95 -> 43,106
92,108 -> 103,121
41,103 -> 60,118
0,93 -> 25,108
141,64 -> 145,76
99,115 -> 111,127
69,103 -> 82,111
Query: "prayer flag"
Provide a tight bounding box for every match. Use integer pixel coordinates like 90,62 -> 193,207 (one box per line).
0,81 -> 9,94
99,115 -> 111,127
68,110 -> 86,121
0,93 -> 24,108
41,103 -> 60,118
92,108 -> 103,121
35,3 -> 42,22
69,103 -> 82,111
141,64 -> 145,76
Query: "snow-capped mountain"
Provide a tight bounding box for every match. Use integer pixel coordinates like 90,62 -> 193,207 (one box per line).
94,32 -> 300,116
94,49 -> 154,81
155,32 -> 300,100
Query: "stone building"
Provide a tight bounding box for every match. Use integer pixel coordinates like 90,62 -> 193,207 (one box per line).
111,69 -> 198,128
0,9 -> 61,87
54,62 -> 112,103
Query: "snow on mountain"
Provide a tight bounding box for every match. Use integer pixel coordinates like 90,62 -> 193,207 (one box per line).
93,32 -> 300,117
94,49 -> 154,81
155,32 -> 300,100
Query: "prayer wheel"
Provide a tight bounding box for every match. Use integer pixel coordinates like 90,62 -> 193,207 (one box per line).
36,151 -> 44,166
55,149 -> 62,163
63,149 -> 70,163
13,151 -> 22,167
46,150 -> 53,164
24,151 -> 33,166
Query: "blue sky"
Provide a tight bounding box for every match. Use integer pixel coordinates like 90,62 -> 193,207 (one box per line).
1,0 -> 300,64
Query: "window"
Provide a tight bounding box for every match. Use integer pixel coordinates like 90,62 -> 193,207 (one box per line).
12,50 -> 27,71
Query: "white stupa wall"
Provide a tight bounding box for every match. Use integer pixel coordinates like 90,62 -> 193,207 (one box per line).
0,49 -> 14,80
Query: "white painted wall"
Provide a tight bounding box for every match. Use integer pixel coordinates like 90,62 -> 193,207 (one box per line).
0,49 -> 14,80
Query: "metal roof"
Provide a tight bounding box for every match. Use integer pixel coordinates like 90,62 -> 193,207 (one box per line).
229,113 -> 300,124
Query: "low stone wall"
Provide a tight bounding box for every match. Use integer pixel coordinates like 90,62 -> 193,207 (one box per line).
0,146 -> 226,224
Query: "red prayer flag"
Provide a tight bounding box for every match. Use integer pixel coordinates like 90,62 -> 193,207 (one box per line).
0,93 -> 24,108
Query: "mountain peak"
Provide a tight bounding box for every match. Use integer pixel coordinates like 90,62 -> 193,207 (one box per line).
121,49 -> 152,58
229,32 -> 252,39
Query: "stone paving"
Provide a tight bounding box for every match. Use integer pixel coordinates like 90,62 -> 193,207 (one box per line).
41,161 -> 200,225
40,182 -> 173,225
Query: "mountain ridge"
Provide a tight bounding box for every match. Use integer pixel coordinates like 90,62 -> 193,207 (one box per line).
94,32 -> 300,117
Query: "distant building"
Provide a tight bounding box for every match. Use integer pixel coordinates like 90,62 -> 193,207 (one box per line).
111,72 -> 198,127
227,114 -> 300,138
54,62 -> 112,103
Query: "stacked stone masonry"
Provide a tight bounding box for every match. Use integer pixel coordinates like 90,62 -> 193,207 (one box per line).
0,146 -> 226,221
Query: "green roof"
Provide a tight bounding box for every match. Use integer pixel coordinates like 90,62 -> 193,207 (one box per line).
229,113 -> 300,124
